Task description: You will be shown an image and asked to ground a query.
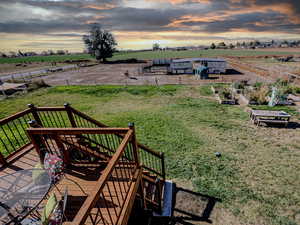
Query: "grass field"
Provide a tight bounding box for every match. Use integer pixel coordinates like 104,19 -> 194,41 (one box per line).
0,54 -> 92,64
0,85 -> 299,225
1,49 -> 299,64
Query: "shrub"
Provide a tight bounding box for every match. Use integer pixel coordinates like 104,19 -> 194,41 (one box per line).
249,86 -> 269,104
219,88 -> 233,99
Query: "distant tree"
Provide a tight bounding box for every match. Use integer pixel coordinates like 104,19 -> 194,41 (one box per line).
56,50 -> 65,55
254,40 -> 260,46
152,43 -> 160,51
241,42 -> 246,47
210,43 -> 216,49
0,52 -> 7,58
47,50 -> 55,55
41,51 -> 48,56
236,42 -> 241,47
9,51 -> 16,57
83,25 -> 117,62
217,42 -> 226,48
229,43 -> 235,49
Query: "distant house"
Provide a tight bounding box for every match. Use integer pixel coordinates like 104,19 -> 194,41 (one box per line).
168,58 -> 227,74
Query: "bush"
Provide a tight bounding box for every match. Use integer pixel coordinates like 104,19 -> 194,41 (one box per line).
233,82 -> 245,90
253,82 -> 263,88
219,88 -> 233,99
249,86 -> 269,104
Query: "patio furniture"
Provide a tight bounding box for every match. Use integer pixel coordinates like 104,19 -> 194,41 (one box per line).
250,110 -> 291,127
0,169 -> 51,225
21,188 -> 68,225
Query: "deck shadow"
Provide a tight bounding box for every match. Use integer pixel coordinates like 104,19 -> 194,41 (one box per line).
225,69 -> 244,75
171,186 -> 221,225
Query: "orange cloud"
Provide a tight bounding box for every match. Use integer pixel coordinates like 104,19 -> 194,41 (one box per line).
166,1 -> 299,30
83,3 -> 116,10
147,0 -> 210,5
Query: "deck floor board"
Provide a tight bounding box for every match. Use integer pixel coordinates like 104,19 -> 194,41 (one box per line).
0,148 -> 137,225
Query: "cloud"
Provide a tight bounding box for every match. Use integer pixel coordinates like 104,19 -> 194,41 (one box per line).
0,0 -> 299,51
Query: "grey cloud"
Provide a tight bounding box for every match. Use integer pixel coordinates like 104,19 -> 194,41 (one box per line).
0,0 -> 299,38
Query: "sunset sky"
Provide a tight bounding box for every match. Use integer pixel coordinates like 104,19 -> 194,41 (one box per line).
0,0 -> 300,52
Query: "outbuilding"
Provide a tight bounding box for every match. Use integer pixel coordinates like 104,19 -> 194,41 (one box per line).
169,58 -> 227,74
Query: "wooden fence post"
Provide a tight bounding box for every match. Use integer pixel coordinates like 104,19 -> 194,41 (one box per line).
28,104 -> 42,126
64,103 -> 77,127
128,122 -> 140,166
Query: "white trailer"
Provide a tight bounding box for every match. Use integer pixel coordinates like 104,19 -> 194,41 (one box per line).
169,58 -> 227,74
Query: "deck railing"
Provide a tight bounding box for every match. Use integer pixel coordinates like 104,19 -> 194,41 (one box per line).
27,127 -> 141,225
0,105 -> 164,183
0,104 -> 166,217
68,105 -> 165,181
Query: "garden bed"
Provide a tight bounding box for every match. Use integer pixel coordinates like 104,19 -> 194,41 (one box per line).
211,86 -> 237,105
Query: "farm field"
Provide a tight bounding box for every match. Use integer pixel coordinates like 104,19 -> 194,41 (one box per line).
1,48 -> 300,65
111,48 -> 300,61
0,85 -> 299,225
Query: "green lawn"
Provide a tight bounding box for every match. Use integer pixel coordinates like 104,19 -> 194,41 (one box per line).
0,85 -> 299,225
0,54 -> 92,64
1,49 -> 299,64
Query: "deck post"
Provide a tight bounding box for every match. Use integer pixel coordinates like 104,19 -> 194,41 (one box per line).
160,152 -> 166,181
28,104 -> 42,126
64,103 -> 77,127
28,120 -> 44,163
128,123 -> 140,166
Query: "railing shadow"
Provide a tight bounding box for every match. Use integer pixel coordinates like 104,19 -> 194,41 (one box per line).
171,186 -> 221,224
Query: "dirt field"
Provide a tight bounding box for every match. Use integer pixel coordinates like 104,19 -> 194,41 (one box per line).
40,62 -> 268,86
257,47 -> 300,53
0,62 -> 70,77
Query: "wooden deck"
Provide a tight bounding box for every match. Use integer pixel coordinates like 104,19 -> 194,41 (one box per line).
0,147 -> 141,225
0,105 -> 166,225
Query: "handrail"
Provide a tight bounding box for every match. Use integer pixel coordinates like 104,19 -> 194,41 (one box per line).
0,109 -> 32,126
70,129 -> 136,225
0,108 -> 33,163
27,127 -> 130,135
1,104 -> 165,181
69,105 -> 166,181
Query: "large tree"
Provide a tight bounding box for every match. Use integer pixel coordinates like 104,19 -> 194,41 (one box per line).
83,25 -> 117,62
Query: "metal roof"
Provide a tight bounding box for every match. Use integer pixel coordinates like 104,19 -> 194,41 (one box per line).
172,58 -> 226,63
